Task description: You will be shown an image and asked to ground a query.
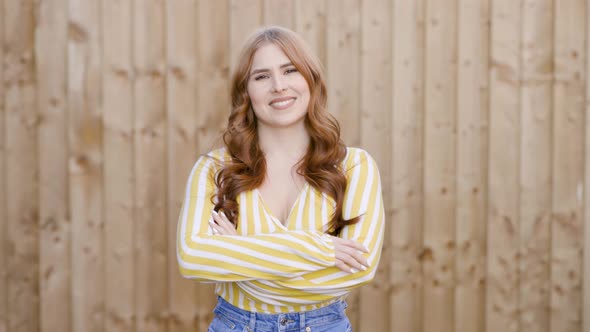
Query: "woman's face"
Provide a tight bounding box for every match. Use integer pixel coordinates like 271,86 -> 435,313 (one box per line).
247,43 -> 310,129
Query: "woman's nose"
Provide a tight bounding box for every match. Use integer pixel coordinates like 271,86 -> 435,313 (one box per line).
271,75 -> 287,92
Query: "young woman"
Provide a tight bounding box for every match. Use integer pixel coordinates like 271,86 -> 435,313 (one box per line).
177,26 -> 385,332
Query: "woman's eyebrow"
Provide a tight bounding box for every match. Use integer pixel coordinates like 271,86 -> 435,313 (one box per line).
250,62 -> 294,76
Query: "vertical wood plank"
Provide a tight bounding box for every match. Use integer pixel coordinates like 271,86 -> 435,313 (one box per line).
422,0 -> 457,331
390,0 -> 425,331
36,0 -> 70,331
326,0 -> 361,150
519,1 -> 553,331
229,0 -> 262,70
0,0 -> 6,330
4,1 -> 39,331
166,1 -> 199,331
133,1 -> 168,331
263,0 -> 294,29
294,0 -> 326,65
486,1 -> 522,332
68,0 -> 104,331
359,0 -> 391,330
552,1 -> 586,331
103,0 -> 135,331
455,1 -> 489,332
197,0 -> 230,154
585,1 -> 590,327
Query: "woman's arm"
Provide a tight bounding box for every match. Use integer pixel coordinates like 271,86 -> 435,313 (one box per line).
177,153 -> 339,281
248,148 -> 386,294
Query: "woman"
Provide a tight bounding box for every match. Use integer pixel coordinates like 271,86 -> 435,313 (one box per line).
177,26 -> 384,332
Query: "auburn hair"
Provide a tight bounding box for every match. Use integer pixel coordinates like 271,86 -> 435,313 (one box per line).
214,26 -> 358,236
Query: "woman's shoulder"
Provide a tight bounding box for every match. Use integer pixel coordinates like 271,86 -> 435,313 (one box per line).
203,147 -> 231,162
192,147 -> 231,172
342,146 -> 378,168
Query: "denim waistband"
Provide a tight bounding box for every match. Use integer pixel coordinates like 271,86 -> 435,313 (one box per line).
212,296 -> 349,332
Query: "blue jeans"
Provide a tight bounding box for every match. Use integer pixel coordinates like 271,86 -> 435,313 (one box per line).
208,297 -> 353,332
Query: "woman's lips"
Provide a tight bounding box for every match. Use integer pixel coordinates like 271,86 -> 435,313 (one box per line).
269,97 -> 296,109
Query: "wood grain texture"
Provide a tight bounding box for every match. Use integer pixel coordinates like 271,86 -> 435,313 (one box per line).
263,0 -> 294,28
455,1 -> 489,332
326,0 -> 361,148
103,0 -> 135,331
4,1 -> 39,331
133,1 -> 168,331
294,0 -> 327,65
585,2 -> 590,328
68,0 -> 104,331
0,0 -> 6,330
552,1 -> 585,331
390,1 -> 425,331
359,0 -> 391,330
423,1 -> 457,331
166,1 -> 200,331
550,0 -> 588,332
486,1 -> 522,332
229,0 -> 262,71
519,1 -> 553,331
35,0 -> 70,331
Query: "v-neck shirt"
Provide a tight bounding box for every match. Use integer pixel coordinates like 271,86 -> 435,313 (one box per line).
177,147 -> 385,314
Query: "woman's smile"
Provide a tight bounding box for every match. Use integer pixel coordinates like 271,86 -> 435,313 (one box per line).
269,96 -> 297,109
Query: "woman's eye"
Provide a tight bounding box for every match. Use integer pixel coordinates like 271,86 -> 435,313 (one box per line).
285,68 -> 298,74
254,74 -> 268,81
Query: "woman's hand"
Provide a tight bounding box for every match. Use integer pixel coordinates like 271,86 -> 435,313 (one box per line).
330,236 -> 370,274
209,210 -> 238,236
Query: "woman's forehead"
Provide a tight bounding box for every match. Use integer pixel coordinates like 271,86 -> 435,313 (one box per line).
250,43 -> 292,71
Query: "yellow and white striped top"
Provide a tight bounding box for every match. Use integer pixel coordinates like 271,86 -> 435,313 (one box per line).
177,147 -> 385,313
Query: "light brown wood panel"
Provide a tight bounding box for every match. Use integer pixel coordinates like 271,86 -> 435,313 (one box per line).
390,1 -> 425,331
4,0 -> 39,331
455,1 -> 489,332
486,1 -> 522,332
326,0 -> 361,148
67,0 -> 104,331
519,1 -> 553,331
359,0 -> 391,330
166,1 -> 200,331
552,1 -> 585,331
263,0 -> 294,28
0,0 -> 6,330
585,2 -> 590,330
197,0 -> 230,154
36,0 -> 70,331
294,0 -> 327,66
585,8 -> 590,328
103,0 -> 135,331
229,0 -> 262,71
423,1 -> 457,331
133,1 -> 168,331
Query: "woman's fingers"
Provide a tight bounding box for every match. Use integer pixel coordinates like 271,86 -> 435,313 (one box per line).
211,210 -> 238,235
330,236 -> 370,273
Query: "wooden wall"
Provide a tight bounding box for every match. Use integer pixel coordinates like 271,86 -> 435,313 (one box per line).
0,0 -> 588,331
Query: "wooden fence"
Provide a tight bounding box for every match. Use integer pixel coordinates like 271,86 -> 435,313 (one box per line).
0,0 -> 588,331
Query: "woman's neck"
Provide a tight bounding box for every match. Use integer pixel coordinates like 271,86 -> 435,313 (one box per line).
258,122 -> 310,162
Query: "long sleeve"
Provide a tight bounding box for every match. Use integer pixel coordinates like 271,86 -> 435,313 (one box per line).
176,152 -> 337,282
245,149 -> 385,297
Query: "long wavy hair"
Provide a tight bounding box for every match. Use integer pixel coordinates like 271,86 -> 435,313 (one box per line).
214,26 -> 359,236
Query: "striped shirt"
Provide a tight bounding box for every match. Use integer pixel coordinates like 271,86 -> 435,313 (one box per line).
177,147 -> 385,313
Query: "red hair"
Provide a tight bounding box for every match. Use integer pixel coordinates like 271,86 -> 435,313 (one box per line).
214,26 -> 358,236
